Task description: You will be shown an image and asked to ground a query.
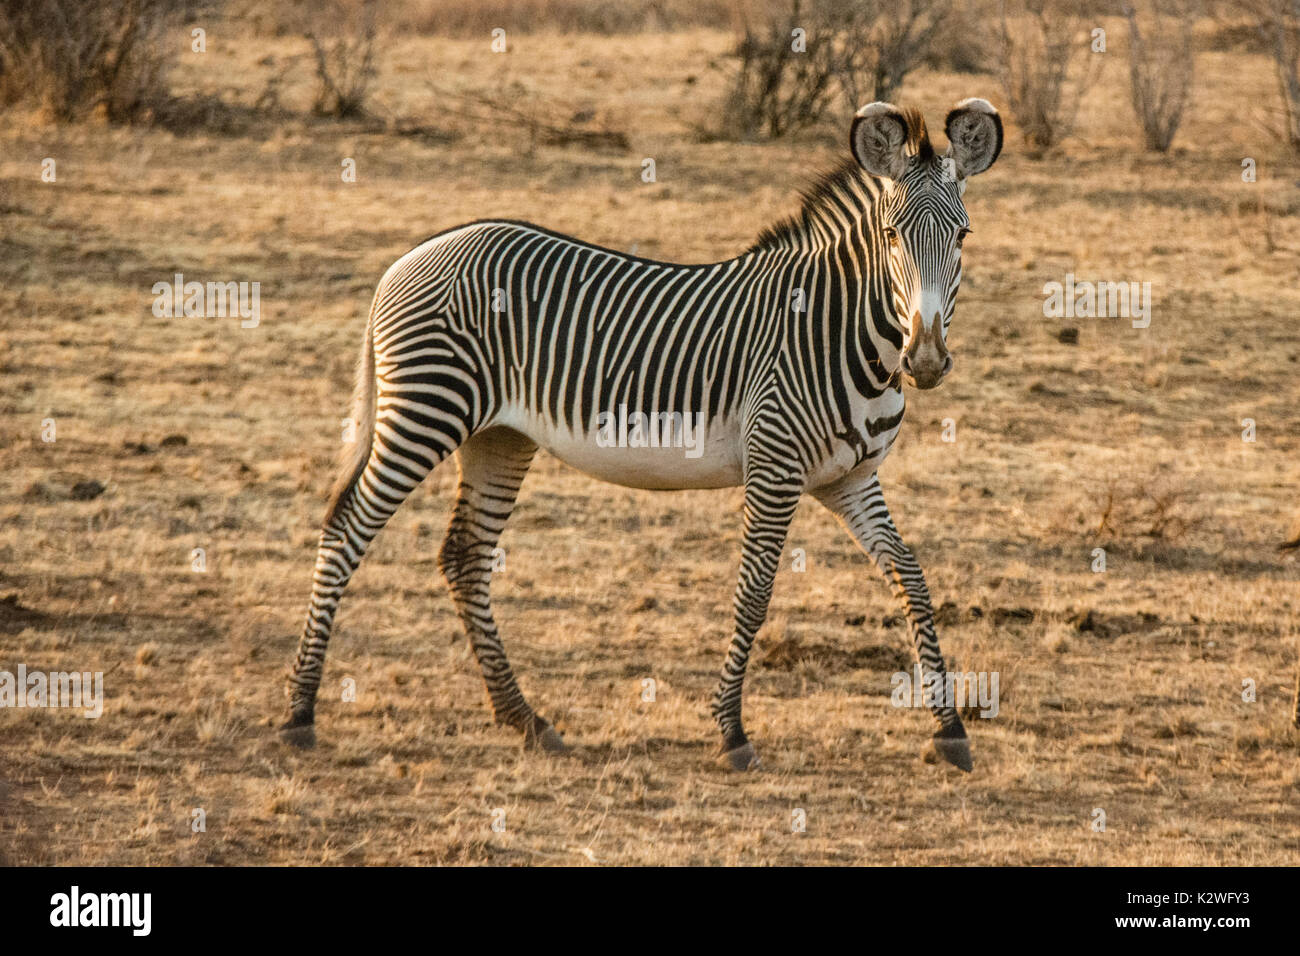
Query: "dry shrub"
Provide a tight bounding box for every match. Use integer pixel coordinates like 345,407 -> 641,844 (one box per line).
1041,463 -> 1208,548
995,0 -> 1102,155
926,0 -> 1000,73
834,0 -> 951,112
1234,0 -> 1300,151
272,0 -> 384,118
0,0 -> 177,123
717,0 -> 838,139
1122,0 -> 1198,152
1091,469 -> 1205,542
714,0 -> 951,140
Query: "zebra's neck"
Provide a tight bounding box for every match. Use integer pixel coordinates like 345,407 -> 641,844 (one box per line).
737,161 -> 902,393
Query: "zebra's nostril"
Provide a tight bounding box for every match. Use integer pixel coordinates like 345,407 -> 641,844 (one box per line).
900,354 -> 913,374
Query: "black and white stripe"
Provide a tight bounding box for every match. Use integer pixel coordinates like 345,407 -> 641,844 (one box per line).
281,98 -> 1004,771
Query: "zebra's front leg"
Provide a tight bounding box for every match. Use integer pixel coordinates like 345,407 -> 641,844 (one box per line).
813,472 -> 972,772
712,472 -> 802,770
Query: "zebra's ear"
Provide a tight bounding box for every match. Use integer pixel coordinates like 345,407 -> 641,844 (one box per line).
851,102 -> 910,181
944,98 -> 1003,178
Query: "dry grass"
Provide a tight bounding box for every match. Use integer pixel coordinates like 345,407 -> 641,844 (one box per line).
1,22 -> 1299,866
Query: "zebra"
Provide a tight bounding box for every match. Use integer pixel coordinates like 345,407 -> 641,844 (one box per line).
280,98 -> 1003,772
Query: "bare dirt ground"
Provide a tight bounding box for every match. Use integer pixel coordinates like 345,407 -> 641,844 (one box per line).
1,23 -> 1299,865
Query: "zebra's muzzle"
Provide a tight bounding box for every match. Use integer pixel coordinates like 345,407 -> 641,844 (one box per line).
900,312 -> 952,390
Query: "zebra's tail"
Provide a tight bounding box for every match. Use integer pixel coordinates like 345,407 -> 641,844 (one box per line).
323,309 -> 376,527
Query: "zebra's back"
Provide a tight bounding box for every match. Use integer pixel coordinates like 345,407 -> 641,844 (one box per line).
370,220 -> 766,489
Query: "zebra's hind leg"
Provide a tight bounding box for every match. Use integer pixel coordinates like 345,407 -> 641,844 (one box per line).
282,406 -> 464,747
438,428 -> 562,752
813,472 -> 972,772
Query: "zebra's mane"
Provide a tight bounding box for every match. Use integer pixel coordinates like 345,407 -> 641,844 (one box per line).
748,107 -> 933,254
746,159 -> 874,254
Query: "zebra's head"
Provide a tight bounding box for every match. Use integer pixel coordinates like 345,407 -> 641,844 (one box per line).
851,99 -> 1002,390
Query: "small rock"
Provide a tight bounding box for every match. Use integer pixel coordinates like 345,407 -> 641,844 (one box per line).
69,480 -> 105,501
1057,327 -> 1079,345
1070,608 -> 1113,638
160,434 -> 188,448
844,614 -> 866,627
934,601 -> 960,625
991,606 -> 1034,625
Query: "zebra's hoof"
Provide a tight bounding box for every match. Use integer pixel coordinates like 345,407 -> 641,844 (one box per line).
279,721 -> 316,749
719,741 -> 760,771
922,735 -> 973,772
526,721 -> 568,753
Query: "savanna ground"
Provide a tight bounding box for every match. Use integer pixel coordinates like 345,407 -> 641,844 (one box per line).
2,9 -> 1300,865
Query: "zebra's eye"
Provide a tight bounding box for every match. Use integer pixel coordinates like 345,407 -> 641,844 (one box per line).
883,226 -> 900,247
956,228 -> 970,248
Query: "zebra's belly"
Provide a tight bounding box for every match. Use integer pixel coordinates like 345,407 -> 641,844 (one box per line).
492,409 -> 745,490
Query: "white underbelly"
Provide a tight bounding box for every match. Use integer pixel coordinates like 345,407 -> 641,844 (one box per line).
492,409 -> 744,490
